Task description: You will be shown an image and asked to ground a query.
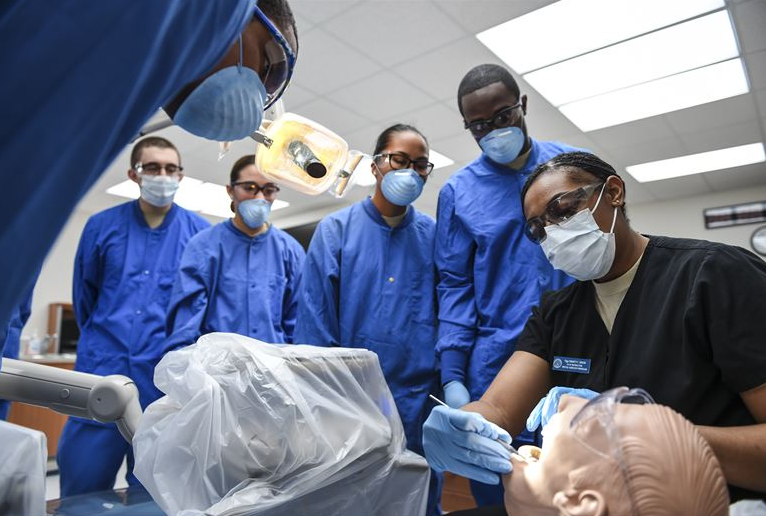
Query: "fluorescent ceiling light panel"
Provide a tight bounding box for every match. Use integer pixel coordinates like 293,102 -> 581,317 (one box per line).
477,0 -> 724,74
625,143 -> 765,183
107,177 -> 289,218
559,58 -> 749,131
524,11 -> 738,106
353,156 -> 376,187
430,149 -> 455,170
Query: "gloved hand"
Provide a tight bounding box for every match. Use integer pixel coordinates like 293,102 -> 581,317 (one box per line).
526,386 -> 599,432
422,405 -> 513,485
443,381 -> 471,408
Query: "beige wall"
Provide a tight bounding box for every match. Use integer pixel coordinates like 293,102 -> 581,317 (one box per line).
18,184 -> 766,341
628,184 -> 766,258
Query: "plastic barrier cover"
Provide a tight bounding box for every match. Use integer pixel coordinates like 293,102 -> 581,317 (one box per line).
133,333 -> 429,516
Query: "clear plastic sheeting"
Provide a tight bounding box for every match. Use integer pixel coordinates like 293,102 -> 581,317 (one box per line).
0,420 -> 47,516
133,333 -> 430,516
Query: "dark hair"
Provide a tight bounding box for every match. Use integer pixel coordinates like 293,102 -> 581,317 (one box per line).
230,154 -> 256,184
130,137 -> 179,168
373,124 -> 428,156
258,0 -> 299,52
521,151 -> 627,215
457,64 -> 520,116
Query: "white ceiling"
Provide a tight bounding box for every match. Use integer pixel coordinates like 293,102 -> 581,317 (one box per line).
79,0 -> 766,227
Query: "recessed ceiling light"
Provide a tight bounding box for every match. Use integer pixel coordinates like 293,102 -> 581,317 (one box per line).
625,143 -> 765,183
477,0 -> 724,74
106,177 -> 290,218
558,58 -> 749,131
524,10 -> 738,107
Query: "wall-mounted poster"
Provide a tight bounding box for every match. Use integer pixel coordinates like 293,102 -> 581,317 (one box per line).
703,201 -> 766,229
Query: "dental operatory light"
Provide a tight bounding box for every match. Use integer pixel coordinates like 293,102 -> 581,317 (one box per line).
106,177 -> 290,218
625,143 -> 766,183
477,0 -> 747,131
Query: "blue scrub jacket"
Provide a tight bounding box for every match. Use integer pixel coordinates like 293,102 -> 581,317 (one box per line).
294,198 -> 440,455
73,201 -> 209,409
164,220 -> 306,351
436,139 -> 585,402
0,0 -> 252,359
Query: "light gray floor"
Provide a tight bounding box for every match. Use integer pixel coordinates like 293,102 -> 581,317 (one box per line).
45,458 -> 128,501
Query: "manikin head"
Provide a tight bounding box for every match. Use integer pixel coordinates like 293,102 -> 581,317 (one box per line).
504,388 -> 729,516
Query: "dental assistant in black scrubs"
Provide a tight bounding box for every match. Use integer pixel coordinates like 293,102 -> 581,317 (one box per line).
422,152 -> 766,509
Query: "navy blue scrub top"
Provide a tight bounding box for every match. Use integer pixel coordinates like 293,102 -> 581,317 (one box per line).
0,0 -> 252,357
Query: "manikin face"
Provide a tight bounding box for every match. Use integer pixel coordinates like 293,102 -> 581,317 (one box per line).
504,395 -> 631,516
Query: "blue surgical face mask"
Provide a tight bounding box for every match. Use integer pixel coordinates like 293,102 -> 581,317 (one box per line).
173,38 -> 267,141
238,199 -> 271,229
479,126 -> 525,164
380,169 -> 424,206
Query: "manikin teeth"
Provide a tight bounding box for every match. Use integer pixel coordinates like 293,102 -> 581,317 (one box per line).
518,445 -> 542,462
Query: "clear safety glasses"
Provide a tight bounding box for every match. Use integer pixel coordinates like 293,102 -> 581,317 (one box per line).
252,4 -> 297,110
524,182 -> 604,244
569,387 -> 655,516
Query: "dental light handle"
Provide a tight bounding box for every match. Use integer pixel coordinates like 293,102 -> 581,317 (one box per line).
0,358 -> 142,443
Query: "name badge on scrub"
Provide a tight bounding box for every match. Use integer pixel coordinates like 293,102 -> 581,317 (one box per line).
552,356 -> 591,374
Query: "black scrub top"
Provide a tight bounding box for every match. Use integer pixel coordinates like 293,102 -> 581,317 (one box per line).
516,236 -> 766,501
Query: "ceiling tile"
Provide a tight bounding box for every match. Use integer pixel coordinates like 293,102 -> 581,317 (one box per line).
289,0 -> 364,25
609,136 -> 687,168
588,117 -> 677,149
636,173 -> 712,201
663,94 -> 755,135
281,84 -> 318,110
344,125 -> 388,154
395,35 -> 506,102
732,0 -> 766,54
322,2 -> 467,66
378,102 -> 464,142
744,50 -> 766,91
430,132 -> 482,165
526,105 -> 584,142
755,88 -> 766,117
290,97 -> 370,135
289,28 -> 381,96
435,0 -> 556,34
330,71 -> 435,121
703,162 -> 766,192
678,119 -> 763,154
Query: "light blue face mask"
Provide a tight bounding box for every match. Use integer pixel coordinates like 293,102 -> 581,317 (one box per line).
479,126 -> 526,164
381,169 -> 424,206
238,199 -> 271,229
173,37 -> 267,141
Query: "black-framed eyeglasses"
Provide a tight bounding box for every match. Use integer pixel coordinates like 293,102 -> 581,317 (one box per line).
464,101 -> 523,138
232,181 -> 280,198
373,153 -> 435,176
524,182 -> 604,244
135,162 -> 183,176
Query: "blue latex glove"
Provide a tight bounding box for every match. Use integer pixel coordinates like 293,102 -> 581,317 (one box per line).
422,405 -> 513,485
443,380 -> 471,408
526,386 -> 599,432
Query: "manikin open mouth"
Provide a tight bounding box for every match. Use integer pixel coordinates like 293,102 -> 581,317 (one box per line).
518,445 -> 542,462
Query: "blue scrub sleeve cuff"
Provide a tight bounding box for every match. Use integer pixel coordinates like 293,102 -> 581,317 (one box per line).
440,348 -> 469,386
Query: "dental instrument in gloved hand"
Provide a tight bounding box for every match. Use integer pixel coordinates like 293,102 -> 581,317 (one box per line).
429,394 -> 527,463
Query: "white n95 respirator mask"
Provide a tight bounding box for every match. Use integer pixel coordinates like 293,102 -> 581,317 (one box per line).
541,184 -> 618,281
